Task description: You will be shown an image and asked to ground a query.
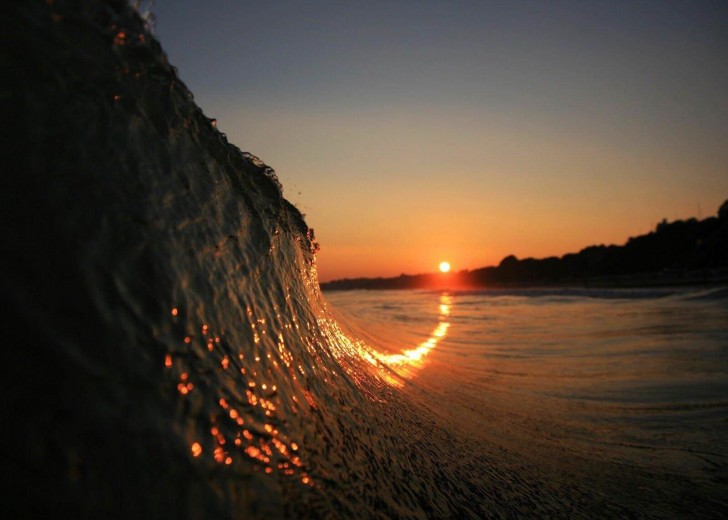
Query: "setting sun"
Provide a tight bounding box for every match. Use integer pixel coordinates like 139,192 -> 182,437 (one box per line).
439,261 -> 451,273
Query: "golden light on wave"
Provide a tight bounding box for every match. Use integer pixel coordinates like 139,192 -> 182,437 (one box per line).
318,293 -> 452,388
377,293 -> 451,373
439,261 -> 451,273
166,305 -> 314,487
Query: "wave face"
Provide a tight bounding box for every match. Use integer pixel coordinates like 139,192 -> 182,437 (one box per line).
3,2 -> 727,518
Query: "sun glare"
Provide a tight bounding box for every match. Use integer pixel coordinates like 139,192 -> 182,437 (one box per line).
439,261 -> 451,273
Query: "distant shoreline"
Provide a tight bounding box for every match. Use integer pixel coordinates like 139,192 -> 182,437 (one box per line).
320,269 -> 728,291
321,202 -> 728,291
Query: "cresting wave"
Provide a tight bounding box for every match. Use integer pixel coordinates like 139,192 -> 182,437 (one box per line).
3,2 -> 727,519
2,2 -> 482,517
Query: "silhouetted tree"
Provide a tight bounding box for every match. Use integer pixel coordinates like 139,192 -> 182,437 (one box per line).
719,199 -> 728,220
321,200 -> 728,290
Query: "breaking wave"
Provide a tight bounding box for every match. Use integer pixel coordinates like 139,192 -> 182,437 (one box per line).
2,2 -> 726,518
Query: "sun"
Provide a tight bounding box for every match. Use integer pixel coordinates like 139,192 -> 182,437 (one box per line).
438,261 -> 451,273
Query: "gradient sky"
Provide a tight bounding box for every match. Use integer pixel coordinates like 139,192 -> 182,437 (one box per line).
151,0 -> 728,282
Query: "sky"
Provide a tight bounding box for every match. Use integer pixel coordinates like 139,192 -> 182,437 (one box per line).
151,0 -> 728,282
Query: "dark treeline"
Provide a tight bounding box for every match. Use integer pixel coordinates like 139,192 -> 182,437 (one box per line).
321,200 -> 728,290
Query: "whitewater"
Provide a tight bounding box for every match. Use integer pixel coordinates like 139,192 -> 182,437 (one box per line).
2,1 -> 727,518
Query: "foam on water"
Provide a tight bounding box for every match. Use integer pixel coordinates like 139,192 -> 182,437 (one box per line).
2,2 -> 727,518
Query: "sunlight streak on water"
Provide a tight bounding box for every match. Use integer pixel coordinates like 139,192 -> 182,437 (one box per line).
377,294 -> 451,373
317,293 -> 453,386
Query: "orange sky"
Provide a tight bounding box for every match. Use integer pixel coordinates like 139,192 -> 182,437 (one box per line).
154,1 -> 728,282
228,106 -> 727,281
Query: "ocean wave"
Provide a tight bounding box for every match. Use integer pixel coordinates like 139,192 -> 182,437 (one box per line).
3,2 -> 727,518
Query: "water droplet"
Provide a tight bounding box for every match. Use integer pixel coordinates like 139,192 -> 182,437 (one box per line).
191,442 -> 202,457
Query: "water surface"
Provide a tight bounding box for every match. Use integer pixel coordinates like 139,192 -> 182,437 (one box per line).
326,287 -> 728,516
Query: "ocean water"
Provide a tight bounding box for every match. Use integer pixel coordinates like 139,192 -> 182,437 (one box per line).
326,288 -> 728,516
3,1 -> 727,518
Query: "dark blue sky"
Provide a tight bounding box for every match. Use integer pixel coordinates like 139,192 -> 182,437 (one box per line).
152,0 -> 728,280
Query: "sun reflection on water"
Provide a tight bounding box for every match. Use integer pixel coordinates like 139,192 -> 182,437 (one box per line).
318,293 -> 452,387
377,293 -> 451,371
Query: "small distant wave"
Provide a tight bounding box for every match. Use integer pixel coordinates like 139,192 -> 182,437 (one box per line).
682,285 -> 728,301
450,286 -> 688,301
